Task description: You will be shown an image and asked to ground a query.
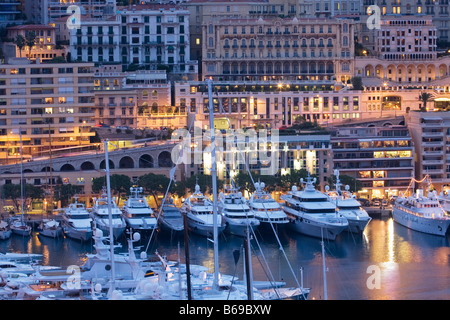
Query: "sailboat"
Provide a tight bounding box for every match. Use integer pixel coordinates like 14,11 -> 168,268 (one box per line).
37,219 -> 63,238
10,130 -> 31,237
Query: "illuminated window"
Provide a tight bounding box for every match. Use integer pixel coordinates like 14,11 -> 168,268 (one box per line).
196,38 -> 200,45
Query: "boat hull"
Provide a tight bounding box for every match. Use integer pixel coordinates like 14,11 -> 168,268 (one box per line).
64,227 -> 93,242
392,207 -> 450,236
286,214 -> 347,240
346,217 -> 371,234
187,219 -> 225,237
11,226 -> 31,237
96,224 -> 126,239
224,218 -> 260,237
0,230 -> 11,240
39,228 -> 63,238
159,219 -> 184,234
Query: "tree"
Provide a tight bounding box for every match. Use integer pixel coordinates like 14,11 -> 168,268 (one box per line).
14,34 -> 25,58
418,92 -> 435,111
280,169 -> 317,191
185,173 -> 224,195
351,76 -> 364,90
25,31 -> 36,60
92,174 -> 131,201
53,184 -> 82,207
138,173 -> 171,207
2,184 -> 44,212
328,174 -> 362,193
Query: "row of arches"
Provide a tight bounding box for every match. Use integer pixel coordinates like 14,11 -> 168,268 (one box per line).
15,152 -> 173,174
223,61 -> 336,75
363,63 -> 450,82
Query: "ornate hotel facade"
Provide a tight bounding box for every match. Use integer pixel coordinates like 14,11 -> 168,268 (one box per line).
201,16 -> 355,84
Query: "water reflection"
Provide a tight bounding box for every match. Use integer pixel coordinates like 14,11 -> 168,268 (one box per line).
0,217 -> 448,300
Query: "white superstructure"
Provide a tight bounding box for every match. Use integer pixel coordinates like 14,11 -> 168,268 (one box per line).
325,171 -> 371,234
180,184 -> 225,237
62,197 -> 93,241
219,185 -> 260,237
91,190 -> 126,240
249,182 -> 288,229
122,186 -> 157,233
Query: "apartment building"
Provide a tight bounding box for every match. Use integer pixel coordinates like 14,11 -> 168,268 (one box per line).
202,16 -> 355,83
23,0 -> 116,25
330,125 -> 415,200
0,59 -> 95,164
355,15 -> 450,86
6,24 -> 68,62
174,80 -> 364,130
70,4 -> 198,79
92,64 -> 180,129
407,110 -> 450,194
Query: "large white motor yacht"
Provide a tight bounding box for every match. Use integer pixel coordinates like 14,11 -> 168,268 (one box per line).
122,186 -> 157,233
218,185 -> 260,237
249,182 -> 288,229
91,190 -> 126,240
325,171 -> 371,234
180,184 -> 225,237
395,180 -> 450,236
280,175 -> 348,240
62,196 -> 93,241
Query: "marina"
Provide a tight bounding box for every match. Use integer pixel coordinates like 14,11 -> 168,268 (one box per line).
0,215 -> 448,300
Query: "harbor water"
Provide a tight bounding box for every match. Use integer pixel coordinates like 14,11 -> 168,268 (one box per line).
1,216 -> 449,300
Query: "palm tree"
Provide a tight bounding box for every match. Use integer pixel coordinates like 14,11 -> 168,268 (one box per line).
418,92 -> 434,112
25,31 -> 36,61
13,34 -> 25,58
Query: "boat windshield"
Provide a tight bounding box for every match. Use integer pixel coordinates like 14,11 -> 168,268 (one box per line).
128,199 -> 148,208
68,214 -> 90,219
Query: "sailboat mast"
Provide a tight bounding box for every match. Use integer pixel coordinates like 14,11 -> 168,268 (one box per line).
207,79 -> 220,289
19,130 -> 24,218
103,140 -> 116,295
321,228 -> 328,300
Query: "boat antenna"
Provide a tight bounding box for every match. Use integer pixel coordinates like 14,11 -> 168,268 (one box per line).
207,78 -> 220,290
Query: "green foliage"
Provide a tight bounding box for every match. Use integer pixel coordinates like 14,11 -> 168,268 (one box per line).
53,184 -> 82,207
92,174 -> 132,198
2,183 -> 44,212
328,174 -> 362,193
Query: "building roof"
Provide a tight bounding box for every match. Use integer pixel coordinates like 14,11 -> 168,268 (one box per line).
7,24 -> 55,31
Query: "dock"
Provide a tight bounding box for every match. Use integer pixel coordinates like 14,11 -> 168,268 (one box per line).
364,206 -> 392,218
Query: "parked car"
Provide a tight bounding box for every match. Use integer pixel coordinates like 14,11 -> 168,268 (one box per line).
371,199 -> 381,207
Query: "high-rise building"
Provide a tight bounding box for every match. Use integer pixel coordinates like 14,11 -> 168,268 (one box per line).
0,59 -> 95,164
330,124 -> 415,200
69,4 -> 198,79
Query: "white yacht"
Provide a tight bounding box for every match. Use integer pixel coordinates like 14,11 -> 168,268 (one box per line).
62,197 -> 93,241
218,185 -> 260,237
394,180 -> 450,236
91,190 -> 126,240
122,186 -> 157,233
325,171 -> 371,234
180,184 -> 225,237
249,182 -> 289,229
280,175 -> 348,240
159,199 -> 184,234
